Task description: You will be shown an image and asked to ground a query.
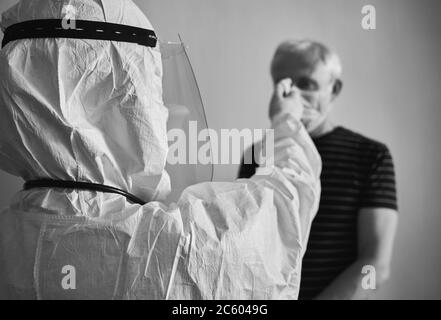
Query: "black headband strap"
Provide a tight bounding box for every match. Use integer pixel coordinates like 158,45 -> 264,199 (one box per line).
2,19 -> 157,49
24,179 -> 147,205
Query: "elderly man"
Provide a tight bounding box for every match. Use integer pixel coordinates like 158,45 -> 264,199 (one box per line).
239,40 -> 398,300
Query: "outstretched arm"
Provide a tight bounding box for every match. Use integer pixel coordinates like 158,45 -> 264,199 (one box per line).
170,79 -> 321,299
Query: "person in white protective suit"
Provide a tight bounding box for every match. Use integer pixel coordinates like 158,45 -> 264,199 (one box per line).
0,0 -> 321,300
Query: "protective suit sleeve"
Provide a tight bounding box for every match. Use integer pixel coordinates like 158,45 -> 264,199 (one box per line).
169,113 -> 321,299
253,112 -> 322,252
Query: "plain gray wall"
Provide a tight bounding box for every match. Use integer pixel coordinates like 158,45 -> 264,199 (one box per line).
0,0 -> 440,299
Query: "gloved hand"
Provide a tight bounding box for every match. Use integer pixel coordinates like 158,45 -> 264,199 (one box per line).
269,78 -> 306,121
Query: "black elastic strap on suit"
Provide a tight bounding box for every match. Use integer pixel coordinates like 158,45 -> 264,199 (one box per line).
2,19 -> 157,48
23,179 -> 147,205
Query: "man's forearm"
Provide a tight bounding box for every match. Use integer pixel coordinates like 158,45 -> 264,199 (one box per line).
315,258 -> 389,300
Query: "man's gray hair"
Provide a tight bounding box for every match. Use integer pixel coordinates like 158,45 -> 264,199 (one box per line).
271,40 -> 342,83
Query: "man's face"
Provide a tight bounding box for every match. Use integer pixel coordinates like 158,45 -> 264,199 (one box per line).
274,59 -> 339,133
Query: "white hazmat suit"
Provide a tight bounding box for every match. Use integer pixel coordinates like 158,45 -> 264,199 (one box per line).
0,0 -> 321,299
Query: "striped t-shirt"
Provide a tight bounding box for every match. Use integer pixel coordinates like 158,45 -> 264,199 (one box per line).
238,126 -> 398,300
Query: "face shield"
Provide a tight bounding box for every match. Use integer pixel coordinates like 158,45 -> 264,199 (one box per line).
161,39 -> 214,203
1,19 -> 213,205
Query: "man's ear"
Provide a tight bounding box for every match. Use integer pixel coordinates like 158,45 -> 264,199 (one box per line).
331,79 -> 343,101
